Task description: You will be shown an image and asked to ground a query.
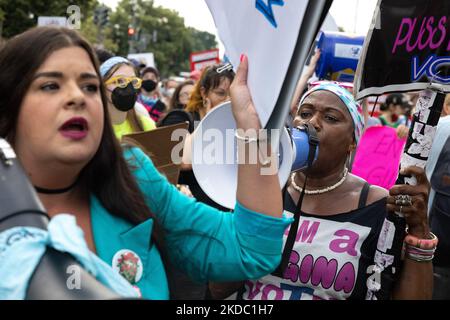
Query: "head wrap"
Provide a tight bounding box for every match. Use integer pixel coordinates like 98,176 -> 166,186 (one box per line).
299,81 -> 364,144
100,56 -> 130,78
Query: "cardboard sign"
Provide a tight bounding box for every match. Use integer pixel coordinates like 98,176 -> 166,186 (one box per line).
355,0 -> 450,100
122,122 -> 189,185
352,126 -> 407,190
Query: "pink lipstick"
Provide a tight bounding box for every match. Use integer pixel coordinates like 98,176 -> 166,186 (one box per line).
59,117 -> 89,140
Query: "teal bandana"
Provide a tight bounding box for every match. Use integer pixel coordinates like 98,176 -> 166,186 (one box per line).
299,81 -> 364,144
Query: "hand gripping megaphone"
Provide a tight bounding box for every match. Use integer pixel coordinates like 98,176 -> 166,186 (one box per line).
191,102 -> 319,209
0,139 -> 121,299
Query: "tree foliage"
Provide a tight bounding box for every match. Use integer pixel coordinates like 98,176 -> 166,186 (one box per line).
0,0 -> 97,38
110,0 -> 218,76
0,0 -> 218,77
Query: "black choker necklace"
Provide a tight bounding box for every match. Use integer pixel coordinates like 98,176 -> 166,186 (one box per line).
34,179 -> 78,194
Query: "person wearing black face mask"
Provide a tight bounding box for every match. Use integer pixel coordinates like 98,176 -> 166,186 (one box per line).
111,82 -> 139,112
141,79 -> 157,93
138,67 -> 167,123
100,57 -> 156,141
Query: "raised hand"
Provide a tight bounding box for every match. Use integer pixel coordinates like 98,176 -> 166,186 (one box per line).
230,54 -> 262,132
386,166 -> 430,238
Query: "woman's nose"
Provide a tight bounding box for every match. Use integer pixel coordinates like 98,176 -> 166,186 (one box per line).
308,114 -> 321,132
65,82 -> 86,109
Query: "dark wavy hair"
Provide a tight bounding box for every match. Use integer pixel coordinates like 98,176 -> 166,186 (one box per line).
169,79 -> 195,111
0,27 -> 166,250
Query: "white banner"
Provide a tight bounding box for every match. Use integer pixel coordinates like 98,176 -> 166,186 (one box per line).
205,0 -> 308,127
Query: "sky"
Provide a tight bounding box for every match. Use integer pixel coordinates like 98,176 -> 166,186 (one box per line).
101,0 -> 379,53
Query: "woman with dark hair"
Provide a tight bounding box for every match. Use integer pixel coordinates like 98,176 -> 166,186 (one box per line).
169,80 -> 195,111
0,27 -> 289,299
211,82 -> 433,300
161,64 -> 234,134
158,80 -> 195,131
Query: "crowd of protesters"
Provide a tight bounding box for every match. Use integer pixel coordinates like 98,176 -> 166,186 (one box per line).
0,22 -> 448,301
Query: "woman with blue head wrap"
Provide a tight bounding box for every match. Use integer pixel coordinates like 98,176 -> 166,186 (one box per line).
300,81 -> 365,145
213,81 -> 432,301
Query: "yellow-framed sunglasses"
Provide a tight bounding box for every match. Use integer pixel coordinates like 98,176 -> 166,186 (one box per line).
104,76 -> 142,89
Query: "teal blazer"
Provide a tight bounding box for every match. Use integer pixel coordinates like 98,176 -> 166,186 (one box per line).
90,147 -> 292,299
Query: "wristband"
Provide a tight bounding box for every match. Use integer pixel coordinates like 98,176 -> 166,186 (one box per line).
404,231 -> 438,250
235,131 -> 267,144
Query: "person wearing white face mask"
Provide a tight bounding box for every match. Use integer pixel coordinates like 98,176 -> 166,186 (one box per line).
158,78 -> 179,120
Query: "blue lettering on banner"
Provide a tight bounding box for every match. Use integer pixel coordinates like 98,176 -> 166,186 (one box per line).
411,55 -> 450,84
255,0 -> 285,28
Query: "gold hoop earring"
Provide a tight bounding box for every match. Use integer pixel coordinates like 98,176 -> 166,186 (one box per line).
346,152 -> 353,170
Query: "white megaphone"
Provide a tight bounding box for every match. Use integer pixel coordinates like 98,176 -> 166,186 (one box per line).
191,101 -> 319,209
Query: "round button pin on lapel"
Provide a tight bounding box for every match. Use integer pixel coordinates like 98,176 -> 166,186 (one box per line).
112,249 -> 143,284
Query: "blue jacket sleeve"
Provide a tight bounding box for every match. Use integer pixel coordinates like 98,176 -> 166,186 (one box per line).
125,147 -> 293,282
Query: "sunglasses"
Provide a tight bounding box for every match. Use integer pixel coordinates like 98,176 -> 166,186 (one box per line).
105,76 -> 142,89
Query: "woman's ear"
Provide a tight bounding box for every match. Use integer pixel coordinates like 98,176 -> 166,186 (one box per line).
349,141 -> 357,153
